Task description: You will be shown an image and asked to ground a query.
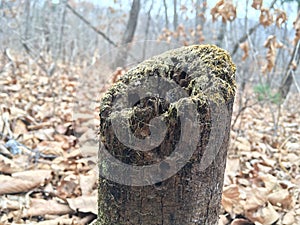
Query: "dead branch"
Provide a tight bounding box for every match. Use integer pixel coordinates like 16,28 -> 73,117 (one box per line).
66,3 -> 118,47
231,0 -> 277,57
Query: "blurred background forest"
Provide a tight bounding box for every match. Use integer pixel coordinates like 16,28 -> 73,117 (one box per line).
1,0 -> 300,100
0,0 -> 300,224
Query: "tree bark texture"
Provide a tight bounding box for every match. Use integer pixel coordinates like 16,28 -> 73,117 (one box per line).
97,45 -> 236,225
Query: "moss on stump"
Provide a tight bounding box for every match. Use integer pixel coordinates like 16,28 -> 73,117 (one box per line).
97,44 -> 236,225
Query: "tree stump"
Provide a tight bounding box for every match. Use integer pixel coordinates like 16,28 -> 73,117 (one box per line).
97,45 -> 236,225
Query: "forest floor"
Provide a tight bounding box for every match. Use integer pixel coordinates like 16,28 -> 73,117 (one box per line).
0,54 -> 299,225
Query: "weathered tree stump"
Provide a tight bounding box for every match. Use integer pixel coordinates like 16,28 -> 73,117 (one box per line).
97,45 -> 236,225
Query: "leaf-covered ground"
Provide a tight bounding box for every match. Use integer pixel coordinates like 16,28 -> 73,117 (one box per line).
222,92 -> 300,225
0,52 -> 299,225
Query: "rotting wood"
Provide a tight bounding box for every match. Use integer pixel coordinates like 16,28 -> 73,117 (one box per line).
97,44 -> 236,225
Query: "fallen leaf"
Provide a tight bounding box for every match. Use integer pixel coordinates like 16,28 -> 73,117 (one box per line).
231,218 -> 255,225
282,211 -> 296,225
0,169 -> 52,194
67,194 -> 97,214
268,189 -> 294,209
0,154 -> 22,174
246,202 -> 279,225
17,198 -> 73,217
222,184 -> 243,214
244,187 -> 268,211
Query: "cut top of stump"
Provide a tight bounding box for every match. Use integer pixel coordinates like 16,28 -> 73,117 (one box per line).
101,44 -> 236,109
99,44 -> 236,186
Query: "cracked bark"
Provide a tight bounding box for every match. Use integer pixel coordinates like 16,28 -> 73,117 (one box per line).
97,45 -> 236,225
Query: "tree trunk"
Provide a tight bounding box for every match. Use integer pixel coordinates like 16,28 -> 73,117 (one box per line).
113,0 -> 141,68
97,45 -> 236,225
216,22 -> 227,47
163,0 -> 169,29
195,0 -> 206,43
142,0 -> 153,60
279,40 -> 300,99
173,0 -> 178,31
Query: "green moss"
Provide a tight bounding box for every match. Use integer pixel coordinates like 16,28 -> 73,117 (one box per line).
101,44 -> 235,110
99,44 -> 236,168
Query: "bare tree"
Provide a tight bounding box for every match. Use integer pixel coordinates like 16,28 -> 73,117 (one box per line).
142,0 -> 154,60
173,0 -> 178,31
279,40 -> 300,99
216,22 -> 227,47
279,4 -> 300,99
113,0 -> 141,68
163,0 -> 169,29
231,0 -> 277,56
195,0 -> 206,43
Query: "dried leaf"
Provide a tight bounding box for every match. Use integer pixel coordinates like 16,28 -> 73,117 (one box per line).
0,170 -> 52,194
108,6 -> 116,14
262,35 -> 282,73
12,169 -> 53,183
293,12 -> 300,44
244,187 -> 268,211
30,217 -> 78,225
259,8 -> 273,28
19,199 -> 72,217
240,41 -> 249,61
67,194 -> 97,214
246,202 -> 279,225
259,173 -> 278,191
0,154 -> 22,174
234,136 -> 251,152
231,218 -> 254,225
37,140 -> 65,156
211,0 -> 236,23
79,171 -> 97,196
111,67 -> 125,83
180,5 -> 188,11
222,184 -> 242,214
57,174 -> 81,199
268,189 -> 294,209
275,9 -> 287,28
13,119 -> 28,136
282,211 -> 296,225
251,0 -> 263,10
225,157 -> 240,177
218,215 -> 229,225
